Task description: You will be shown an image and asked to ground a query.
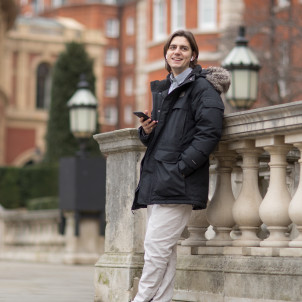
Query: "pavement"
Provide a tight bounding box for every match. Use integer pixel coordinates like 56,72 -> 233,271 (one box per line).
0,261 -> 95,302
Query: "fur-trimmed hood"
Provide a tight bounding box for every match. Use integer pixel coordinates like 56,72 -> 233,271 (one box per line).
201,66 -> 231,94
150,65 -> 231,95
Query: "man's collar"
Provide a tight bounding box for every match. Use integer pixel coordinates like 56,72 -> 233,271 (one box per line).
170,68 -> 192,85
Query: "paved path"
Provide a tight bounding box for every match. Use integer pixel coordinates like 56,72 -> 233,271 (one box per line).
0,261 -> 95,302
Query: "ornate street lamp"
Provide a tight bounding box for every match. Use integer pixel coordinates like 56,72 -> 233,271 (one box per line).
67,74 -> 98,156
222,26 -> 261,110
60,74 -> 105,238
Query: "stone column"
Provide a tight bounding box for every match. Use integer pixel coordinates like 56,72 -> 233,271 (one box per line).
285,134 -> 302,247
93,129 -> 146,302
181,209 -> 209,246
256,136 -> 292,247
206,143 -> 236,246
230,140 -> 263,246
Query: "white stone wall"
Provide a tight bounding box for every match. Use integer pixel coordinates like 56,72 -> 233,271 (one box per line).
0,207 -> 104,264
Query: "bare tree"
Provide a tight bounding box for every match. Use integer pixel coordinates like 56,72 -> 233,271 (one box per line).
221,0 -> 302,107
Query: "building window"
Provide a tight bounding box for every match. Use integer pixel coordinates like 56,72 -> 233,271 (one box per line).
106,19 -> 120,38
277,0 -> 289,7
105,78 -> 118,97
126,17 -> 135,35
125,77 -> 133,96
36,62 -> 51,109
124,105 -> 133,125
198,0 -> 217,31
52,0 -> 64,8
153,0 -> 167,41
103,0 -> 117,3
125,47 -> 134,64
171,0 -> 185,32
33,0 -> 44,14
105,48 -> 119,66
104,106 -> 118,125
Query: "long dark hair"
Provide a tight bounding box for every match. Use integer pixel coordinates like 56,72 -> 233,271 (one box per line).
163,30 -> 199,73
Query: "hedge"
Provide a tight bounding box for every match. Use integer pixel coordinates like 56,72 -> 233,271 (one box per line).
0,164 -> 58,209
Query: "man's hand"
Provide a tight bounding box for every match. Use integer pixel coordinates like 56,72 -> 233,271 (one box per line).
140,110 -> 158,135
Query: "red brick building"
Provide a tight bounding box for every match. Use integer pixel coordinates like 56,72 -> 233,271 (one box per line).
2,0 -> 302,165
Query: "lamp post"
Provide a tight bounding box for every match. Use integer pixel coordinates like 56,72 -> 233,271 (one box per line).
67,74 -> 98,157
59,74 -> 106,241
222,26 -> 261,110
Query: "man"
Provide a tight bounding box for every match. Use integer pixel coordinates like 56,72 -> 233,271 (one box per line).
132,30 -> 230,302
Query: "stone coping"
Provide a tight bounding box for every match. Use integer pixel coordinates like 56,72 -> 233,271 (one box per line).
0,208 -> 60,221
222,100 -> 302,141
93,128 -> 146,155
94,100 -> 302,148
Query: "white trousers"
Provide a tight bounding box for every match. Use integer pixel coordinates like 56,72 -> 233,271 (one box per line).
133,204 -> 192,302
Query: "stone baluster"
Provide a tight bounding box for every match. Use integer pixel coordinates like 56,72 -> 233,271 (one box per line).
93,129 -> 147,302
229,140 -> 263,247
256,136 -> 292,247
206,143 -> 236,246
285,134 -> 302,247
181,209 -> 209,246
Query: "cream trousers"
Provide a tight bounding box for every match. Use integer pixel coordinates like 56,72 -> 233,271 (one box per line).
133,204 -> 192,302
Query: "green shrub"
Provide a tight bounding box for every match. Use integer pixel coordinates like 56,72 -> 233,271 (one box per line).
26,196 -> 58,210
0,167 -> 22,209
45,42 -> 99,164
0,164 -> 58,209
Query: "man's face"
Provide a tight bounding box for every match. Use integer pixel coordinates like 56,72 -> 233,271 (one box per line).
166,36 -> 193,76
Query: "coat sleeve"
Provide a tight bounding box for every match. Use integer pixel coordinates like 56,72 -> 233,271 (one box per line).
178,85 -> 224,177
138,126 -> 154,146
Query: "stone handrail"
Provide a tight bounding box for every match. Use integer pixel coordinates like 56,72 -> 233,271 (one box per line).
0,208 -> 65,262
93,100 -> 302,302
0,208 -> 104,264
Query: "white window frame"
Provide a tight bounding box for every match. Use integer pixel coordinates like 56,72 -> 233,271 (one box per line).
52,0 -> 63,8
277,0 -> 289,7
103,0 -> 116,4
124,77 -> 133,96
34,0 -> 44,13
171,0 -> 186,32
105,78 -> 118,97
153,0 -> 167,41
125,47 -> 134,64
124,105 -> 133,125
126,17 -> 135,35
106,19 -> 120,38
198,0 -> 217,31
104,106 -> 118,126
105,48 -> 119,66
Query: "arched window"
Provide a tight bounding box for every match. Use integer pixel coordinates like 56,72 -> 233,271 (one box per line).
36,62 -> 52,109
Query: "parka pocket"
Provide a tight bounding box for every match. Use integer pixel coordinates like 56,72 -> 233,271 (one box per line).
153,150 -> 185,197
172,98 -> 188,140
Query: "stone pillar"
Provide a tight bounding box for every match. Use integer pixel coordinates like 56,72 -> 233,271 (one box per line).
181,209 -> 209,246
206,143 -> 236,246
93,129 -> 146,302
256,136 -> 292,247
285,134 -> 302,247
230,140 -> 263,247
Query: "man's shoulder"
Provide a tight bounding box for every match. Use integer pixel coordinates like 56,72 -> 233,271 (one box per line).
150,77 -> 170,92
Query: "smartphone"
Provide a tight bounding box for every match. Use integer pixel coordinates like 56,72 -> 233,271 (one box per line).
133,111 -> 153,121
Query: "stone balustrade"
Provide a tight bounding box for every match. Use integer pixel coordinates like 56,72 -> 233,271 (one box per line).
93,100 -> 302,302
0,208 -> 104,264
0,208 -> 65,263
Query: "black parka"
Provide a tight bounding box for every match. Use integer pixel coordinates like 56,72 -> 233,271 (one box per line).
132,65 -> 230,211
